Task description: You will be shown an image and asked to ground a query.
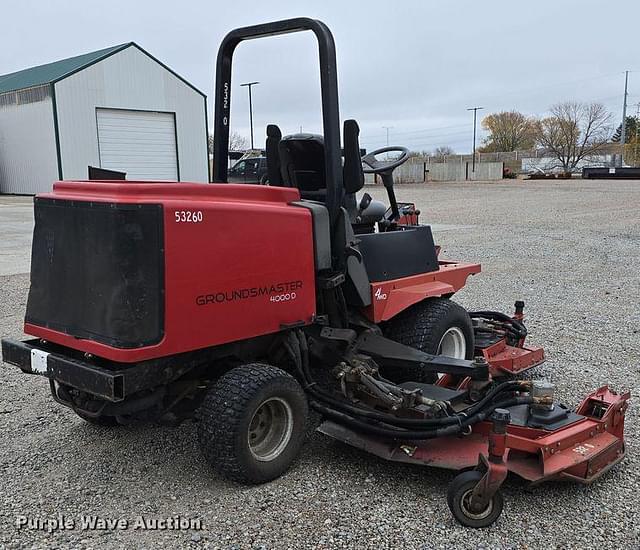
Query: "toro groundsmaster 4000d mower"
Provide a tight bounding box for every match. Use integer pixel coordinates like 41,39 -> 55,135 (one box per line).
1,18 -> 629,527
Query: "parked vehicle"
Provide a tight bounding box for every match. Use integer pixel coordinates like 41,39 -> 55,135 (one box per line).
227,156 -> 268,183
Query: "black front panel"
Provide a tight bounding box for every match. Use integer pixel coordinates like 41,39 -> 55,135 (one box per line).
357,226 -> 439,282
26,198 -> 164,348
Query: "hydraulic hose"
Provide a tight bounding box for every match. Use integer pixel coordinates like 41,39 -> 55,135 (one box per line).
311,396 -> 533,440
469,310 -> 528,340
287,331 -> 528,430
306,374 -> 522,428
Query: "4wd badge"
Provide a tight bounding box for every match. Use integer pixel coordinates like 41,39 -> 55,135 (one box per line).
374,288 -> 388,301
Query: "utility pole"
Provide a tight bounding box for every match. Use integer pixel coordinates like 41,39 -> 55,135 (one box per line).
620,71 -> 629,166
467,106 -> 483,173
382,126 -> 394,146
635,102 -> 640,166
240,81 -> 259,150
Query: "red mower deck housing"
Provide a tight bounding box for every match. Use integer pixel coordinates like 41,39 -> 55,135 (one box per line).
320,385 -> 629,485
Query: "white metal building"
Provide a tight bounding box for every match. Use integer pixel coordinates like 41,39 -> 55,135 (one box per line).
0,43 -> 209,194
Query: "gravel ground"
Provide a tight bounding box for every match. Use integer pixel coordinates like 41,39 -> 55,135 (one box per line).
1,179 -> 638,549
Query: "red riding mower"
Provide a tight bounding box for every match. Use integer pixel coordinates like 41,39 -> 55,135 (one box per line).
1,18 -> 628,527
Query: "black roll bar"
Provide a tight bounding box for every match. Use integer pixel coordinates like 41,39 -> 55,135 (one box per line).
212,17 -> 344,223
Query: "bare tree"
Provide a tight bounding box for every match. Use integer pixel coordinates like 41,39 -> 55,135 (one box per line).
230,132 -> 250,151
535,102 -> 612,175
432,146 -> 454,157
408,149 -> 433,158
479,111 -> 536,152
625,136 -> 640,167
208,131 -> 249,154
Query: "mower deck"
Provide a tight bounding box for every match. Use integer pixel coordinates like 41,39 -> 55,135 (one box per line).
477,339 -> 545,377
319,386 -> 628,485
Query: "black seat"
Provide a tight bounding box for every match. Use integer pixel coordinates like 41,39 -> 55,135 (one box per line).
278,133 -> 327,201
265,121 -> 387,226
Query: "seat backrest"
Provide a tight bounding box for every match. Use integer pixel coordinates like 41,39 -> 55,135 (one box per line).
278,133 -> 327,201
274,121 -> 365,215
342,120 -> 364,194
265,124 -> 283,186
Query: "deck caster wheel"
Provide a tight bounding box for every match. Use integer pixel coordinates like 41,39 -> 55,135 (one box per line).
197,363 -> 308,484
447,470 -> 504,528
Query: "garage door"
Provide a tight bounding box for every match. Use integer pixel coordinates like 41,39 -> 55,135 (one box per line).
96,108 -> 178,181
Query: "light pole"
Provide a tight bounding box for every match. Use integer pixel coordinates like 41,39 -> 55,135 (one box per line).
467,106 -> 483,173
382,126 -> 394,146
240,81 -> 259,150
620,70 -> 629,166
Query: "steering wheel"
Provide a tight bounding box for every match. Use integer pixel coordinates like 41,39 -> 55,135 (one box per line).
361,146 -> 410,175
360,146 -> 410,222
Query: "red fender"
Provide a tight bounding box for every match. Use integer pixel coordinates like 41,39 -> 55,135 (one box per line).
364,261 -> 481,323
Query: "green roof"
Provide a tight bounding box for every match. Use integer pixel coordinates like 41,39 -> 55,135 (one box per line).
0,43 -> 131,95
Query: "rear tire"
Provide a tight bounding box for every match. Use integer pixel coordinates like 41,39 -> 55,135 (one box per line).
75,411 -> 119,426
382,297 -> 474,383
197,363 -> 308,484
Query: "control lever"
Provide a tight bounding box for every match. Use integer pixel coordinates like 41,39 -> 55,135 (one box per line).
358,193 -> 372,213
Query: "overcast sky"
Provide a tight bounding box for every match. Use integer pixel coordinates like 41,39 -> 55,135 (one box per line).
3,0 -> 639,153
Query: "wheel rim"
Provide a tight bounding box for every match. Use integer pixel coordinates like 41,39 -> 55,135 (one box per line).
437,327 -> 466,359
248,397 -> 294,462
460,488 -> 493,520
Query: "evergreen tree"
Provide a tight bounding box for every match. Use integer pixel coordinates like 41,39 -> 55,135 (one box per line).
611,116 -> 638,143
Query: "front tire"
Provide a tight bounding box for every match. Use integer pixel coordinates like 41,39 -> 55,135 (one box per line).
197,363 -> 308,484
382,297 -> 474,383
447,470 -> 504,528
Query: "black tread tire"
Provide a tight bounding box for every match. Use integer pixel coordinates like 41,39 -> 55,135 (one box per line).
75,411 -> 119,426
447,470 -> 504,528
382,297 -> 474,383
197,363 -> 308,484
